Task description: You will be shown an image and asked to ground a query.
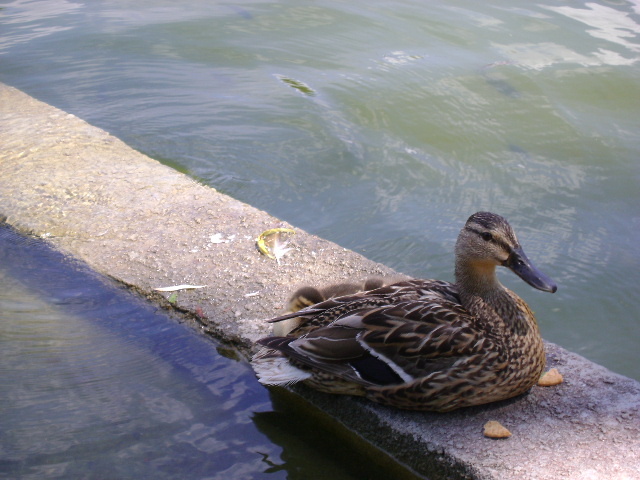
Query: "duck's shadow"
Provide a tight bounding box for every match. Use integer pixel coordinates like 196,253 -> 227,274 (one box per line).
251,387 -> 428,480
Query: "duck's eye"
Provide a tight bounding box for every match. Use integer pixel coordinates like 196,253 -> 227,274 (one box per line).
481,232 -> 493,242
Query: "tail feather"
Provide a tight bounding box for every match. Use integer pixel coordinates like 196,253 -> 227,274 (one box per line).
251,347 -> 311,386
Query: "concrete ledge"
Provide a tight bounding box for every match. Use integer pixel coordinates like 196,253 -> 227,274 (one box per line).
2,82 -> 639,480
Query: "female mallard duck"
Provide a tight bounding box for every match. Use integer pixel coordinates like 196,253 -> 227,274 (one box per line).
252,212 -> 557,412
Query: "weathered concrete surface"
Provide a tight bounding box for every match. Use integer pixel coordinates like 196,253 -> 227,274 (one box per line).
1,82 -> 639,480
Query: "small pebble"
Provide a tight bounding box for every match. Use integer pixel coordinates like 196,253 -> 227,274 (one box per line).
538,368 -> 563,386
483,421 -> 511,439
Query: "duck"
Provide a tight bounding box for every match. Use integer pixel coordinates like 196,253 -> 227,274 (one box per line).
276,277 -> 399,336
251,212 -> 557,412
287,277 -> 388,313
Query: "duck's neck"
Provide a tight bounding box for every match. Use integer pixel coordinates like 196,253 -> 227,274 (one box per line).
454,259 -> 509,307
454,258 -> 536,337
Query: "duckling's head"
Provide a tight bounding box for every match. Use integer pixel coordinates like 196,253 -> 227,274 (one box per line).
455,212 -> 557,294
287,286 -> 326,313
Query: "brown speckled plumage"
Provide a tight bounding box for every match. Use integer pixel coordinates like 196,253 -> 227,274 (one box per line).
252,212 -> 557,411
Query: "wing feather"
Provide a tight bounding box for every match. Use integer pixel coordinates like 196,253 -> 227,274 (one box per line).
259,285 -> 498,387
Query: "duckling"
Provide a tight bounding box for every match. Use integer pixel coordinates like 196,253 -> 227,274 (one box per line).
275,278 -> 396,336
252,212 -> 557,411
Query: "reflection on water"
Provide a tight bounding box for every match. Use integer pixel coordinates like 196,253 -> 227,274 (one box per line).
546,3 -> 640,58
0,225 -> 274,479
0,225 -> 419,480
0,0 -> 638,380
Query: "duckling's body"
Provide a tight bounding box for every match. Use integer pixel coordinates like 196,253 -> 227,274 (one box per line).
252,212 -> 556,412
276,277 -> 400,336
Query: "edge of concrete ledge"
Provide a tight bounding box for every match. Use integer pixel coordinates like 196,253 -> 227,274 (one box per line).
2,82 -> 639,480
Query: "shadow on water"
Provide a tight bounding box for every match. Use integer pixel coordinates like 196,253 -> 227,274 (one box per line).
0,223 -> 425,480
253,388 -> 424,480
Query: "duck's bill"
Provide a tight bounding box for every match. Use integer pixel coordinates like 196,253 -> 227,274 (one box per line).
505,247 -> 557,293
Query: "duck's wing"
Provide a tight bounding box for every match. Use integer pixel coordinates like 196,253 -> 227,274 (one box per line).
356,300 -> 494,381
258,297 -> 494,388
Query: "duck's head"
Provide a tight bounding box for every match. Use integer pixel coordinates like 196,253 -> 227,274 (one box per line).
455,212 -> 557,293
